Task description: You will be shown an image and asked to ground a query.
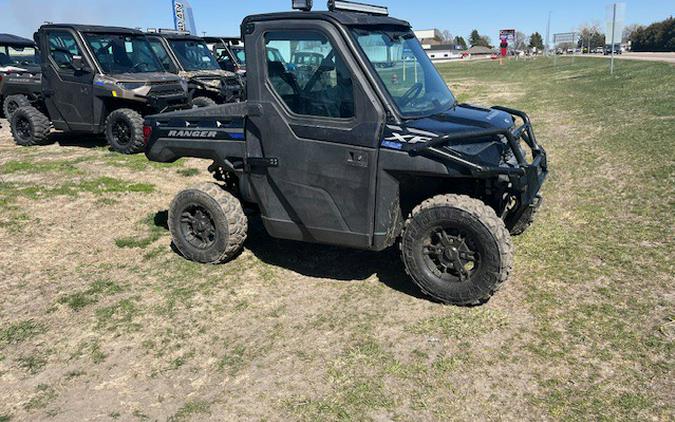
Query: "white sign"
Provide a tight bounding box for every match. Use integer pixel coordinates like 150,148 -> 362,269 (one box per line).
606,2 -> 626,45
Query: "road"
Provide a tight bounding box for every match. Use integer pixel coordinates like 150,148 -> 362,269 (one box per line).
579,52 -> 675,64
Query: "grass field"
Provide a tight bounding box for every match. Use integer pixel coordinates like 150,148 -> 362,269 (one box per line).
0,57 -> 673,421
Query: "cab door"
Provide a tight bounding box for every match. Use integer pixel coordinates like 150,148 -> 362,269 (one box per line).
244,19 -> 386,249
41,29 -> 95,131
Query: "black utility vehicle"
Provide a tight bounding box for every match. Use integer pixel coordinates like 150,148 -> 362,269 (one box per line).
143,0 -> 548,305
9,24 -> 190,154
0,34 -> 41,119
204,36 -> 246,74
146,30 -> 244,107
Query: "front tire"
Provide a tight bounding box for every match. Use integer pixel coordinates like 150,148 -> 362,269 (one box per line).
104,108 -> 145,154
401,194 -> 514,306
10,106 -> 52,146
168,183 -> 247,264
3,94 -> 31,118
192,96 -> 217,108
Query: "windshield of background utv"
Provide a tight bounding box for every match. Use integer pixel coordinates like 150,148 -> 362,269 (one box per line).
0,45 -> 39,66
351,28 -> 455,117
168,39 -> 220,71
84,33 -> 163,74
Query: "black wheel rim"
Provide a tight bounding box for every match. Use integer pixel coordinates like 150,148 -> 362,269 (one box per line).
421,226 -> 480,283
111,120 -> 132,145
180,205 -> 217,249
16,117 -> 32,140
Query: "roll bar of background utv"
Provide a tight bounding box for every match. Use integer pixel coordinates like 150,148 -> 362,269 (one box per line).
408,105 -> 546,178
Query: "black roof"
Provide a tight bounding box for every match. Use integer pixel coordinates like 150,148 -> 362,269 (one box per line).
39,24 -> 144,35
146,32 -> 203,42
0,33 -> 35,47
243,11 -> 409,28
203,36 -> 241,44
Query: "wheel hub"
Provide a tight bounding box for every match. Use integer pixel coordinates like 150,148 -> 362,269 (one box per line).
180,206 -> 216,249
422,227 -> 479,282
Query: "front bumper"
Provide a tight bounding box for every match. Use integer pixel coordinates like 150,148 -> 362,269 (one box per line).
410,105 -> 548,208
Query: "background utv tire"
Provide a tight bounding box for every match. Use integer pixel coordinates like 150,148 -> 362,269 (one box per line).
401,194 -> 514,306
10,106 -> 52,146
3,94 -> 30,119
169,183 -> 247,264
105,109 -> 145,154
192,96 -> 217,108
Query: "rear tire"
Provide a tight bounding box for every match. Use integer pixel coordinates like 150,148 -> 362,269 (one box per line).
104,108 -> 145,154
3,94 -> 31,119
401,194 -> 513,306
10,106 -> 52,146
169,183 -> 247,264
192,96 -> 217,108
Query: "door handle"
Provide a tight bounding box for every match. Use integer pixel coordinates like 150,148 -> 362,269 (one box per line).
346,150 -> 368,168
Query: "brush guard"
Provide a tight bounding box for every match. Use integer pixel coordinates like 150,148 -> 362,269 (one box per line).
408,105 -> 548,221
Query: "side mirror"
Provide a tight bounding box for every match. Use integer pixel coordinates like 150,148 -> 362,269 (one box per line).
71,55 -> 88,72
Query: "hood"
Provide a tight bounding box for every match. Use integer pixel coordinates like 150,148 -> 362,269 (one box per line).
180,69 -> 236,79
404,104 -> 514,138
108,72 -> 182,84
0,64 -> 41,75
382,104 -> 516,166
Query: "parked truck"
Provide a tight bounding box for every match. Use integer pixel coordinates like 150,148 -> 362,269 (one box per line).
142,0 -> 548,305
9,24 -> 190,153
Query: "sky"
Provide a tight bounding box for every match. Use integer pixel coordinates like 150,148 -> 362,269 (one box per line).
0,0 -> 673,42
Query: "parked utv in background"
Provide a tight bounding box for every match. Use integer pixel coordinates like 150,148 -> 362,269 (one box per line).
204,36 -> 246,74
146,29 -> 244,107
143,0 -> 548,306
0,34 -> 41,118
9,24 -> 190,154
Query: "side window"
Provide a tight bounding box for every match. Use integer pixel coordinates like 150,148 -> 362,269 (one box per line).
47,31 -> 83,70
265,30 -> 354,119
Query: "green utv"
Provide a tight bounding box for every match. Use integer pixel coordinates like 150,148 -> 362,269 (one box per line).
146,29 -> 244,107
9,24 -> 190,154
0,34 -> 42,120
143,0 -> 548,305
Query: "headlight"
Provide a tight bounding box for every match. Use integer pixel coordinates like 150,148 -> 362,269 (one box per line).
117,82 -> 146,90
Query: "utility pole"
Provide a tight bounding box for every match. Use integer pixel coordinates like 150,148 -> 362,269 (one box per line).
610,3 -> 617,75
545,11 -> 552,56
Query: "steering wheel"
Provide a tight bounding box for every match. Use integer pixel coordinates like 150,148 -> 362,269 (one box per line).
132,62 -> 148,71
399,82 -> 423,107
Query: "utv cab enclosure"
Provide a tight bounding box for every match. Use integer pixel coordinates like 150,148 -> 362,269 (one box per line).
145,30 -> 244,107
204,36 -> 246,74
9,24 -> 190,154
144,0 -> 548,305
0,34 -> 41,119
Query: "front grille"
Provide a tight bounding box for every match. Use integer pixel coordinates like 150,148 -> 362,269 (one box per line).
149,88 -> 185,98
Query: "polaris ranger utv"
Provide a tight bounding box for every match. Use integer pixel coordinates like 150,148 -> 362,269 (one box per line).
143,0 -> 548,305
0,34 -> 41,119
146,30 -> 244,107
9,24 -> 190,154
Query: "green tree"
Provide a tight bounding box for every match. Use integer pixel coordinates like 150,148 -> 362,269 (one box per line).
454,35 -> 468,50
631,17 -> 675,52
529,32 -> 544,50
469,30 -> 491,47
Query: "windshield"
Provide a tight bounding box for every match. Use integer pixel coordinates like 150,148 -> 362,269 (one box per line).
0,46 -> 39,67
351,28 -> 455,117
168,39 -> 220,71
147,38 -> 179,73
231,47 -> 246,66
84,33 -> 164,74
